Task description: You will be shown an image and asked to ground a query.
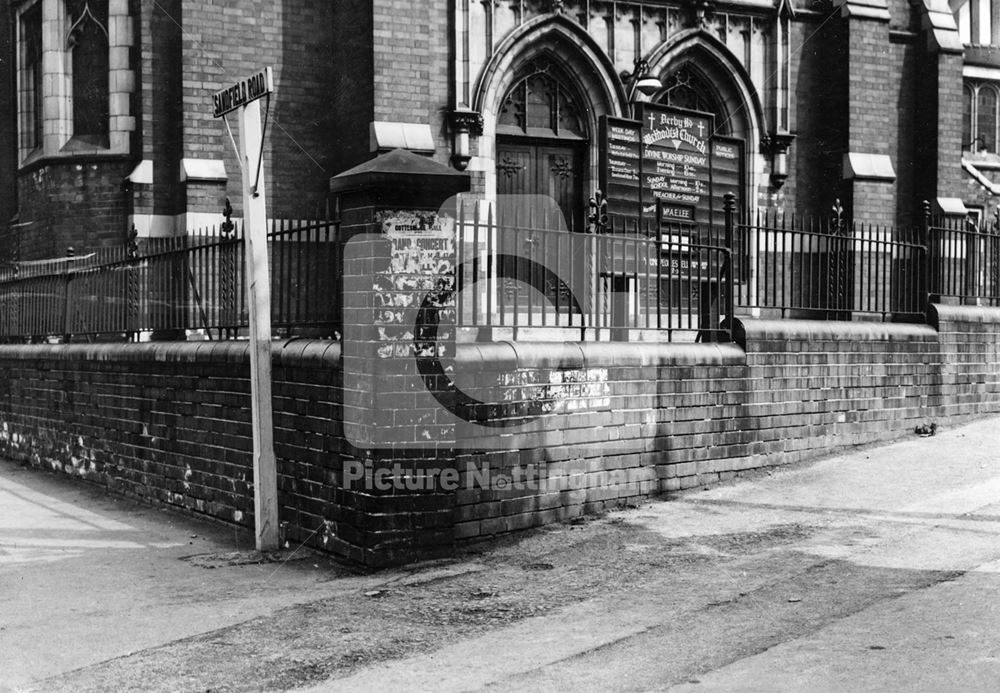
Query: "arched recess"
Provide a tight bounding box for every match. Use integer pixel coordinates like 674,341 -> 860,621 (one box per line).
646,30 -> 767,208
473,15 -> 624,224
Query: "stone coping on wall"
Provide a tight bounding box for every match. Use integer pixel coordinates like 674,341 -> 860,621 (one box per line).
929,303 -> 1000,327
456,341 -> 746,369
733,318 -> 938,348
0,339 -> 341,367
0,303 -> 996,369
455,316 -> 955,371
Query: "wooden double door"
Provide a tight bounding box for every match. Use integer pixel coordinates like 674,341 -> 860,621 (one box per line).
495,137 -> 585,232
493,137 -> 587,321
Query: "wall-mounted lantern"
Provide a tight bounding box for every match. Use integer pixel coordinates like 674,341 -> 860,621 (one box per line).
447,108 -> 484,171
761,131 -> 795,189
620,58 -> 663,118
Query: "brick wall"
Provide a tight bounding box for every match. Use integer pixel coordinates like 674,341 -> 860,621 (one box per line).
139,0 -> 184,218
790,14 -> 847,216
935,52 -> 966,200
853,180 -> 896,227
329,0 -> 374,175
930,305 -> 1000,415
0,8 -> 14,248
845,15 -> 896,224
372,0 -> 452,168
447,312 -> 1000,540
886,0 -> 916,30
179,0 -> 338,219
846,18 -> 892,158
451,342 -> 741,536
892,35 -> 918,226
913,42 -> 965,205
15,160 -> 134,259
2,308 -> 999,565
0,340 -> 362,558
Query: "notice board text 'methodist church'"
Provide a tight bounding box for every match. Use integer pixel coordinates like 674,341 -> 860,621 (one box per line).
0,0 -> 997,258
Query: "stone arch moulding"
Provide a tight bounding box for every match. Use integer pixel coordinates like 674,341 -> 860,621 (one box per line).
645,29 -> 768,205
472,15 -> 626,205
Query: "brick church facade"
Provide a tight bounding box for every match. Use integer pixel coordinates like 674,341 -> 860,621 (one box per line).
0,0 -> 994,261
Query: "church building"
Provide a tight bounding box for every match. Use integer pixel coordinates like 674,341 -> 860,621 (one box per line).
0,0 -> 994,260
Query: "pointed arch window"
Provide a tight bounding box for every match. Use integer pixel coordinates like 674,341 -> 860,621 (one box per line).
497,58 -> 587,140
964,83 -> 974,150
964,81 -> 1000,153
14,0 -> 132,165
67,0 -> 110,145
659,64 -> 729,134
977,86 -> 997,152
19,3 -> 44,157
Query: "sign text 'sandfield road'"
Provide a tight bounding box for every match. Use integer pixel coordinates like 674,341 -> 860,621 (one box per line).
213,67 -> 274,118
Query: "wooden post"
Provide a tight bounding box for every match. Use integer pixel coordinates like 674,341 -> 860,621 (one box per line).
237,96 -> 279,552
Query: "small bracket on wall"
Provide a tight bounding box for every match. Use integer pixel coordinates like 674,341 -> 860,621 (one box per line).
448,108 -> 484,137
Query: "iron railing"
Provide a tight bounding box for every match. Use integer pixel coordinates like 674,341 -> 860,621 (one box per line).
927,214 -> 1000,306
734,207 -> 927,321
2,199 -> 995,345
0,218 -> 340,342
455,201 -> 734,342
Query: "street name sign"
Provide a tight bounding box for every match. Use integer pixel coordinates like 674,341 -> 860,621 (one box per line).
212,67 -> 278,552
213,67 -> 274,118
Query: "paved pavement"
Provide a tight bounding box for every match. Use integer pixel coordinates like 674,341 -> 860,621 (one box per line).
0,465 -> 383,692
4,415 -> 1000,692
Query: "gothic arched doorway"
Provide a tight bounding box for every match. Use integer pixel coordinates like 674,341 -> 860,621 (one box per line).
495,58 -> 589,231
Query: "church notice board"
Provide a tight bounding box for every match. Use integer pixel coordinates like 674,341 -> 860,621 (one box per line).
598,117 -> 643,220
599,103 -> 744,229
709,135 -> 744,229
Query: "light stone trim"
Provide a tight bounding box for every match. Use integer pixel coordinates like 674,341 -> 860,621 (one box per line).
179,158 -> 228,183
963,158 -> 1000,195
455,2 -> 779,218
15,0 -> 134,166
842,152 -> 896,181
129,213 -> 229,239
126,159 -> 152,184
